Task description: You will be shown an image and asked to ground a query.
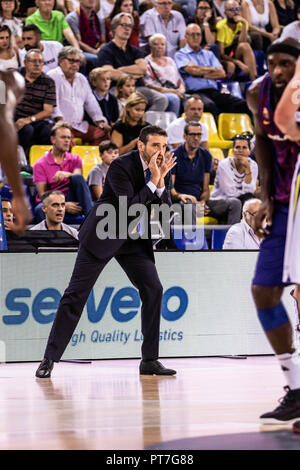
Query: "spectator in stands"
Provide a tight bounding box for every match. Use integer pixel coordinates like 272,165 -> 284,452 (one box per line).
15,49 -> 56,156
0,25 -> 20,71
223,197 -> 263,248
2,198 -> 13,230
213,0 -> 226,18
97,0 -> 115,21
187,0 -> 220,59
166,95 -> 209,150
20,24 -> 63,73
144,33 -> 185,117
25,0 -> 80,47
174,23 -> 250,119
210,134 -> 259,207
115,73 -> 136,114
86,139 -> 119,200
139,0 -> 186,58
111,92 -> 150,155
89,66 -> 119,125
30,190 -> 79,238
280,3 -> 300,41
171,121 -> 242,224
97,12 -> 168,111
216,0 -> 257,81
274,0 -> 296,28
48,46 -> 111,145
105,0 -> 139,47
241,0 -> 280,51
66,0 -> 105,75
0,0 -> 23,47
33,121 -> 93,222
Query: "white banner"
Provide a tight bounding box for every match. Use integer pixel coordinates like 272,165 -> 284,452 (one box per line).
0,251 -> 296,362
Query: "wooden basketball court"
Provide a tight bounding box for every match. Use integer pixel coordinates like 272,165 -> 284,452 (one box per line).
0,356 -> 297,450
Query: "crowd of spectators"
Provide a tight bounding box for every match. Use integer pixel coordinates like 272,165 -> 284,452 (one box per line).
1,0 -> 298,249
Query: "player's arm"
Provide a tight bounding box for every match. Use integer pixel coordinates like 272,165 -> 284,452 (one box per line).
247,80 -> 274,234
274,56 -> 300,140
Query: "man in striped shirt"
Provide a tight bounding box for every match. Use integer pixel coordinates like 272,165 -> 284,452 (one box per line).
14,48 -> 56,156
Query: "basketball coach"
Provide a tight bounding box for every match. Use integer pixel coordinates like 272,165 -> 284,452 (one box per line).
35,125 -> 178,378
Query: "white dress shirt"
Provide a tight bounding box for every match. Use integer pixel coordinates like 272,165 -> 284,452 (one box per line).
223,218 -> 261,249
47,66 -> 106,133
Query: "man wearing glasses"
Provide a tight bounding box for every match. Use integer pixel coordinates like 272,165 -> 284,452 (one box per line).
223,198 -> 262,249
216,0 -> 257,81
14,49 -> 56,156
139,0 -> 186,58
98,12 -> 168,112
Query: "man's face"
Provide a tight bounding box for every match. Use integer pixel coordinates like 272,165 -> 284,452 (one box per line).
42,194 -> 66,225
185,24 -> 202,50
59,54 -> 81,78
185,99 -> 204,122
224,0 -> 241,21
101,147 -> 119,166
51,127 -> 72,153
80,0 -> 96,8
138,134 -> 168,167
244,200 -> 261,229
114,15 -> 133,41
267,52 -> 297,93
25,52 -> 44,76
22,30 -> 39,51
36,0 -> 55,14
2,200 -> 13,228
155,0 -> 172,18
184,125 -> 202,150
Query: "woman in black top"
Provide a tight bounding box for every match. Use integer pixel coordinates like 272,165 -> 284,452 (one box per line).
111,92 -> 149,155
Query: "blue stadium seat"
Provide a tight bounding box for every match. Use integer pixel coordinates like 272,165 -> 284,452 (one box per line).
211,229 -> 229,249
216,81 -> 243,99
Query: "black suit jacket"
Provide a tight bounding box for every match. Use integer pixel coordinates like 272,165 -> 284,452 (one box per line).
79,150 -> 172,261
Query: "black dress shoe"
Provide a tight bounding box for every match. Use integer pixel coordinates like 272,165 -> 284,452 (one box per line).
35,358 -> 54,378
139,359 -> 176,376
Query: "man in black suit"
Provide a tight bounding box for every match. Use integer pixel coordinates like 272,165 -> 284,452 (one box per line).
35,125 -> 177,378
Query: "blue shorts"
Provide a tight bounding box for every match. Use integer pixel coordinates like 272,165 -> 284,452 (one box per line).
252,203 -> 291,287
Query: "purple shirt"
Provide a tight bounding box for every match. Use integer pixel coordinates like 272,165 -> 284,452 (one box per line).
33,150 -> 83,202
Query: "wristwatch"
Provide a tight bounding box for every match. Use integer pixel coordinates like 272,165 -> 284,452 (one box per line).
30,116 -> 36,122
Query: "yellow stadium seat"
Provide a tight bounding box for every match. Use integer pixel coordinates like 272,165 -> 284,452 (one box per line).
200,112 -> 233,149
73,138 -> 82,145
209,148 -> 225,161
71,145 -> 101,179
218,113 -> 254,141
228,148 -> 233,157
196,216 -> 218,225
29,145 -> 52,166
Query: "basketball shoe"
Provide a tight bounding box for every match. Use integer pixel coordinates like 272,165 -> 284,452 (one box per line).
260,386 -> 300,425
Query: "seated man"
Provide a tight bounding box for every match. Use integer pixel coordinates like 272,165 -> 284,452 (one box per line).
30,190 -> 79,239
89,67 -> 120,126
20,24 -> 63,74
216,0 -> 257,81
223,198 -> 263,249
25,0 -> 79,47
33,121 -> 93,222
174,23 -> 250,119
14,49 -> 56,157
166,95 -> 209,150
48,46 -> 111,145
86,140 -> 119,201
2,198 -> 13,231
172,121 -> 242,225
97,12 -> 168,112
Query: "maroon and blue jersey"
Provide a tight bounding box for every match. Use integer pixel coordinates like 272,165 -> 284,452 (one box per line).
258,73 -> 300,204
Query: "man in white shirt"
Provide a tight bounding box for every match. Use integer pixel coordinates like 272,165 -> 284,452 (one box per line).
30,190 -> 79,240
166,95 -> 209,150
280,5 -> 300,42
48,46 -> 111,145
20,24 -> 63,74
223,198 -> 263,249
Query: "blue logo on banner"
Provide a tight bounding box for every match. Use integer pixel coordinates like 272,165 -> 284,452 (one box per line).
3,286 -> 188,325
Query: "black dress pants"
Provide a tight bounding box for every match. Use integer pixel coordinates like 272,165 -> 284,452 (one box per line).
44,243 -> 163,362
194,88 -> 250,120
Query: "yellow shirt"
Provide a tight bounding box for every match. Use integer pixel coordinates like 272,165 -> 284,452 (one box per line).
216,18 -> 248,49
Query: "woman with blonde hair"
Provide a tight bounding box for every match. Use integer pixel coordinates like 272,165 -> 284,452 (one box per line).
0,24 -> 19,70
111,92 -> 150,155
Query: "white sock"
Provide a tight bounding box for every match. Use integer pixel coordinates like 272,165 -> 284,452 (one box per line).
277,349 -> 300,390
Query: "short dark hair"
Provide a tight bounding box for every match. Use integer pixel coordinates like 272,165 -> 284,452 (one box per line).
41,190 -> 65,203
184,121 -> 202,135
138,125 -> 167,144
99,140 -> 119,154
22,24 -> 42,36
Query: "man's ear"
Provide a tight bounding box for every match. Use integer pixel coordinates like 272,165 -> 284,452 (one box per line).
137,139 -> 144,154
41,204 -> 46,214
